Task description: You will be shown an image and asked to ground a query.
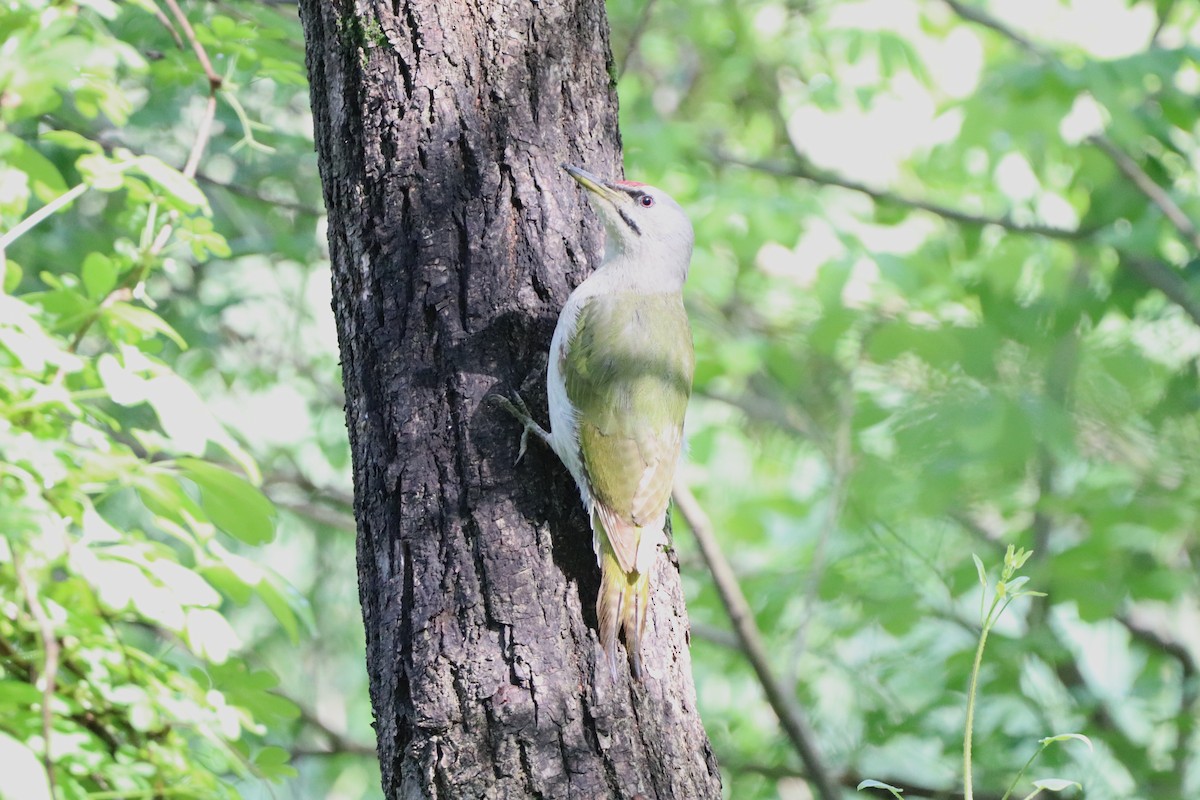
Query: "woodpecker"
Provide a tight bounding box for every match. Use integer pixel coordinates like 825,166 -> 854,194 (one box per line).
498,163 -> 695,679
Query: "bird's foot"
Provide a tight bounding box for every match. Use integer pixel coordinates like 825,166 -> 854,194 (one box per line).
491,391 -> 551,464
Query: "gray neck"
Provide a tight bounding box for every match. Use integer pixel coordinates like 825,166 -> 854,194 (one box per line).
600,237 -> 692,294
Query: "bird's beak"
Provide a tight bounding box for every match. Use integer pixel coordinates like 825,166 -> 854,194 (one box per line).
563,163 -> 624,204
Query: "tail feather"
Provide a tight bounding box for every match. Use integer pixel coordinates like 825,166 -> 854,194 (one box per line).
597,531 -> 653,680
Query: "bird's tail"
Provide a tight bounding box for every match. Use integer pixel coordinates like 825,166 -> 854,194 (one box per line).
596,530 -> 652,680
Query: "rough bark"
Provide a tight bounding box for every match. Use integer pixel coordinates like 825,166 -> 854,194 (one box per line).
297,1 -> 721,798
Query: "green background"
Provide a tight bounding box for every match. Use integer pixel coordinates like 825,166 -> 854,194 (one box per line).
1,1 -> 1198,798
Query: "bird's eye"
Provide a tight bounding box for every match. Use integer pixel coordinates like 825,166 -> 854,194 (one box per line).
639,194 -> 655,208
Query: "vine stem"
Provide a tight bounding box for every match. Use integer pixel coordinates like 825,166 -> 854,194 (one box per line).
965,589 -> 1019,800
963,617 -> 991,800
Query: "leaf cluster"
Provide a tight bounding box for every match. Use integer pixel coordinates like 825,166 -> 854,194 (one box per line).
1,1 -> 316,796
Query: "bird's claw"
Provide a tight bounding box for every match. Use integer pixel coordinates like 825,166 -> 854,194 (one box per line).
515,427 -> 531,465
490,391 -> 550,465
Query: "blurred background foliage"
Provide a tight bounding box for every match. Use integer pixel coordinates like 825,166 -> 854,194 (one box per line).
1,0 -> 1198,799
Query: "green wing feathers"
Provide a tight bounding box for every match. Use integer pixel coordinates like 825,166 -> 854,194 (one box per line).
565,291 -> 694,672
564,291 -> 694,539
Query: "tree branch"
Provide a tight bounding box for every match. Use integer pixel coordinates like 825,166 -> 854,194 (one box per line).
672,479 -> 841,800
1118,613 -> 1197,682
734,760 -> 1005,800
617,0 -> 660,79
141,0 -> 185,49
163,0 -> 223,92
197,171 -> 324,216
272,498 -> 356,532
296,704 -> 376,757
936,0 -> 1200,321
1088,134 -> 1200,252
938,0 -> 1050,60
146,0 -> 222,255
1121,255 -> 1200,327
1150,0 -> 1177,46
714,152 -> 1091,240
788,382 -> 853,684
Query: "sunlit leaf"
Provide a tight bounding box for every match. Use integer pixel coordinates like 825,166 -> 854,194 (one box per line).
857,778 -> 904,797
178,458 -> 276,545
135,156 -> 209,213
1039,733 -> 1093,751
0,732 -> 52,800
1032,778 -> 1081,792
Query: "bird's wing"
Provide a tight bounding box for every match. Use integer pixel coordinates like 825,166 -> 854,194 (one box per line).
563,291 -> 694,574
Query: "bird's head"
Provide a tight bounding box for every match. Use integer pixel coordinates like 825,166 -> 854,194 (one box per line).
564,164 -> 694,287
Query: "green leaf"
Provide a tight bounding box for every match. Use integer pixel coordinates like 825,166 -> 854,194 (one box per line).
183,606 -> 240,663
253,745 -> 298,781
1004,575 -> 1030,595
81,252 -> 118,300
144,557 -> 222,607
134,469 -> 207,526
38,130 -> 102,154
857,779 -> 904,797
178,458 -> 276,545
1032,778 -> 1081,792
255,571 -> 313,644
972,553 -> 987,588
0,133 -> 68,202
75,0 -> 120,18
135,155 -> 209,212
3,259 -> 20,292
100,302 -> 188,348
0,732 -> 52,800
0,680 -> 44,707
75,153 -> 129,192
198,564 -> 255,605
1039,733 -> 1093,751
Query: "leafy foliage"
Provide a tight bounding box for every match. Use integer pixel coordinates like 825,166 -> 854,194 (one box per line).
609,0 -> 1200,797
5,0 -> 1200,799
0,0 -> 323,796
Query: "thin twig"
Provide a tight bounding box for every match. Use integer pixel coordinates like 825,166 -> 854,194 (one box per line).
699,387 -> 823,443
932,0 -> 1200,329
1118,613 -> 1196,681
13,551 -> 60,795
182,93 -> 219,180
936,0 -> 1200,251
1088,134 -> 1200,252
143,0 -> 222,257
143,0 -> 185,49
688,621 -> 741,650
1150,0 -> 1177,46
715,152 -> 1091,240
938,0 -> 1051,60
54,0 -> 225,358
163,0 -> 224,90
672,479 -> 842,800
272,498 -> 356,532
34,121 -> 314,218
297,704 -> 376,756
733,760 -> 1005,800
0,183 -> 89,253
198,171 -> 325,216
617,0 -> 660,79
1121,609 -> 1199,793
788,383 -> 853,681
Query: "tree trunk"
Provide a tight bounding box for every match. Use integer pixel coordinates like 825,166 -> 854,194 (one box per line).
297,1 -> 721,797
